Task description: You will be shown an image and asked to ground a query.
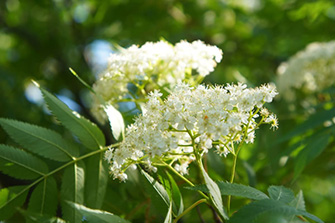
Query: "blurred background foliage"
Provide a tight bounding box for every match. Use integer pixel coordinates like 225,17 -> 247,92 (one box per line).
0,0 -> 334,222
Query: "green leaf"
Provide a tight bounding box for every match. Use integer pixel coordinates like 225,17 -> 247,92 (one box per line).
61,161 -> 85,223
20,209 -> 66,223
187,182 -> 268,201
0,186 -> 29,220
40,87 -> 105,150
289,190 -> 305,211
277,108 -> 335,143
255,212 -> 301,223
105,104 -> 125,141
84,153 -> 108,209
157,172 -> 183,216
68,202 -> 130,223
243,161 -> 256,187
229,199 -> 323,223
218,182 -> 268,200
141,169 -> 170,207
294,133 -> 330,180
298,210 -> 324,223
268,185 -> 295,203
140,170 -> 167,216
0,145 -> 48,180
28,177 -> 58,216
0,118 -> 79,161
166,172 -> 184,216
164,201 -> 173,223
200,165 -> 228,220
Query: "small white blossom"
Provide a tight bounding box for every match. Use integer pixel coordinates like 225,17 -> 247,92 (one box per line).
117,172 -> 128,182
106,83 -> 278,180
265,114 -> 279,130
174,162 -> 190,175
104,148 -> 114,161
260,108 -> 269,117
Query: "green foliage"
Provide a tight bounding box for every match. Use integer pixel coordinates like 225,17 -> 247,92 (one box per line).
0,88 -> 127,222
69,202 -> 130,223
229,186 -> 323,223
278,107 -> 335,143
28,177 -> 58,217
165,172 -> 184,216
268,185 -> 295,203
229,199 -> 323,223
289,191 -> 305,211
0,145 -> 48,180
141,170 -> 171,210
0,186 -> 29,220
200,164 -> 228,220
61,161 -> 85,223
188,181 -> 269,201
40,87 -> 105,150
104,104 -> 125,141
1,0 -> 334,221
187,183 -> 323,222
84,153 -> 109,209
141,169 -> 186,221
0,118 -> 79,161
293,132 -> 331,180
19,209 -> 66,223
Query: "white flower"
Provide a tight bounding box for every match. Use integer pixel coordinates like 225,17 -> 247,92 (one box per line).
104,148 -> 114,161
106,83 -> 278,180
260,108 -> 269,117
116,172 -> 128,182
91,40 -> 223,123
265,114 -> 279,130
276,40 -> 335,101
174,162 -> 190,175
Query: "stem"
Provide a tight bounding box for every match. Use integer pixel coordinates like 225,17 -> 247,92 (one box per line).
0,143 -> 121,210
227,153 -> 237,215
173,199 -> 207,223
227,109 -> 256,215
164,162 -> 194,187
163,161 -> 209,200
47,145 -> 118,177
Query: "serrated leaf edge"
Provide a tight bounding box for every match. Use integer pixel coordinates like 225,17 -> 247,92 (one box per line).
41,88 -> 105,149
0,118 -> 75,160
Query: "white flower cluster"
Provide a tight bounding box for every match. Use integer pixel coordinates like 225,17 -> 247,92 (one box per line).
91,40 -> 223,123
106,83 -> 278,181
276,40 -> 335,101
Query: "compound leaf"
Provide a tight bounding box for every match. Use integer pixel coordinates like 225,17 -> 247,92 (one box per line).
229,199 -> 323,223
40,87 -> 105,150
68,202 -> 130,223
268,185 -> 295,203
28,177 -> 58,216
0,145 -> 48,180
84,153 -> 108,209
0,118 -> 78,161
0,186 -> 29,220
61,161 -> 85,223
